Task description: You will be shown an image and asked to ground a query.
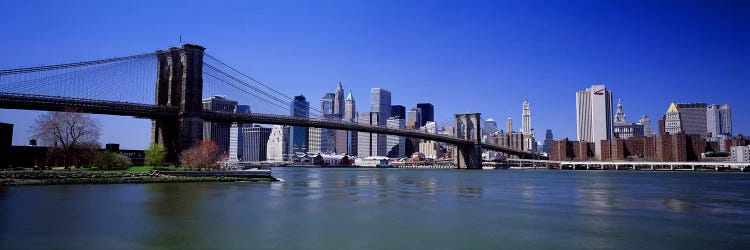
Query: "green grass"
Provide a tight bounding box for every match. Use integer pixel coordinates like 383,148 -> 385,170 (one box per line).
43,166 -> 184,173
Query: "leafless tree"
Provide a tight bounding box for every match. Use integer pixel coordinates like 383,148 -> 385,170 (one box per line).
30,109 -> 101,167
179,140 -> 219,169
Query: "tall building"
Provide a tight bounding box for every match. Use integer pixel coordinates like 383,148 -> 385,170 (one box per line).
309,114 -> 338,154
521,99 -> 535,151
542,129 -> 553,154
391,105 -> 406,119
320,93 -> 334,115
639,115 -> 655,136
343,90 -> 358,155
242,125 -> 272,162
290,95 -> 309,153
229,104 -> 251,161
483,118 -> 498,136
386,117 -> 406,158
358,112 -> 386,157
417,103 -> 434,127
576,84 -> 613,159
506,117 -> 512,133
266,125 -> 289,161
407,108 -> 422,128
370,88 -> 391,123
344,90 -> 357,121
675,102 -> 708,135
707,104 -> 732,138
665,101 -> 682,134
202,96 -> 238,156
333,82 -> 345,116
612,99 -> 644,139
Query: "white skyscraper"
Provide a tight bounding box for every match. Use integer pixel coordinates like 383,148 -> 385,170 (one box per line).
521,99 -> 535,151
266,125 -> 290,161
576,84 -> 613,159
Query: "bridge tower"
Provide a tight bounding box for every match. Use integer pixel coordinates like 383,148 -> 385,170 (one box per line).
454,113 -> 482,169
151,44 -> 205,163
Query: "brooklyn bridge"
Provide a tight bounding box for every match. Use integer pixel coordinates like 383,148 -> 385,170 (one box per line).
0,44 -> 543,168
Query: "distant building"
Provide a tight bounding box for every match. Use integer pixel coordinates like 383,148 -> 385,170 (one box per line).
419,141 -> 442,159
521,99 -> 535,151
386,117 -> 406,158
320,93 -> 335,115
639,115 -> 655,136
407,108 -> 422,128
550,138 -> 595,161
506,117 -> 513,134
676,102 -> 708,135
391,105 -> 406,119
203,96 -> 238,156
333,82 -> 345,116
370,88 -> 391,123
358,112 -> 386,157
242,125 -> 272,162
309,114 -> 338,154
229,105 -> 251,161
423,121 -> 437,134
343,90 -> 358,155
266,125 -> 289,161
543,129 -> 553,154
576,85 -> 613,159
290,95 -> 309,154
612,99 -> 644,139
417,103 -> 434,127
707,104 -> 732,139
730,146 -> 750,163
1,123 -> 12,168
483,118 -> 498,136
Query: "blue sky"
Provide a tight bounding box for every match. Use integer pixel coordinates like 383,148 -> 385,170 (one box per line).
1,0 -> 748,149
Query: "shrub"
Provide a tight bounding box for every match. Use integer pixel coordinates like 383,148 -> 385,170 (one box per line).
93,152 -> 133,170
145,143 -> 167,166
179,140 -> 218,169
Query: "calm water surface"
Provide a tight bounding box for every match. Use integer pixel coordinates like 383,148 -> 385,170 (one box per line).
2,168 -> 750,249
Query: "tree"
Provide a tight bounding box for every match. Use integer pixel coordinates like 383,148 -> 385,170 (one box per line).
179,140 -> 219,169
145,143 -> 167,166
30,109 -> 101,167
92,151 -> 132,170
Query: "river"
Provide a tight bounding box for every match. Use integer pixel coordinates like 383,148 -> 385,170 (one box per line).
2,168 -> 750,249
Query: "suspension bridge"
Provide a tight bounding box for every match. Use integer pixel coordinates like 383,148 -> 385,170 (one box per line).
0,44 -> 542,168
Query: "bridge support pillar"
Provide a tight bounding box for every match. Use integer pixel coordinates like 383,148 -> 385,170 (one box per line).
454,113 -> 482,169
151,44 -> 206,163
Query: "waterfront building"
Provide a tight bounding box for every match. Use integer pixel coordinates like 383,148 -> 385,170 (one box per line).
309,114 -> 338,154
417,103 -> 434,127
202,95 -> 238,156
612,99 -> 644,139
407,108 -> 422,128
550,138 -> 595,161
242,125 -> 272,162
419,141 -> 442,159
289,95 -> 309,154
707,104 -> 732,139
391,105 -> 406,119
228,105 -> 252,161
576,84 -> 613,159
370,88 -> 391,123
358,112 -> 386,157
730,146 -> 750,163
639,115 -> 655,136
386,117 -> 406,158
483,118 -> 498,136
266,125 -> 289,161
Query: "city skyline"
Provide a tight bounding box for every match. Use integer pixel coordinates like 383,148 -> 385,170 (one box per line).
1,1 -> 748,149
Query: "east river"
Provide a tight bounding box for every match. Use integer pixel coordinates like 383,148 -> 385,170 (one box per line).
2,168 -> 750,249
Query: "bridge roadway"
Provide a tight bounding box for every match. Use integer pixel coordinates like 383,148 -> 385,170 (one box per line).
0,92 -> 539,158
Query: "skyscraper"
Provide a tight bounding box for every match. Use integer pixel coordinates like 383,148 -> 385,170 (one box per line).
266,125 -> 289,161
576,84 -> 613,159
242,125 -> 272,162
522,99 -> 531,135
391,105 -> 406,119
343,90 -> 358,155
386,117 -> 406,158
320,93 -> 334,115
290,95 -> 309,153
333,82 -> 345,116
370,88 -> 391,123
407,108 -> 421,128
309,114 -> 338,154
707,104 -> 731,138
358,112 -> 386,157
416,103 -> 434,127
665,101 -> 682,134
639,115 -> 655,136
483,118 -> 498,136
202,95 -> 238,156
676,102 -> 708,135
506,117 -> 513,133
229,104 -> 251,161
543,129 -> 553,154
612,99 -> 644,139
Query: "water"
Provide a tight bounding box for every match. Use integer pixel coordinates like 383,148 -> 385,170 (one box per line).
2,169 -> 750,249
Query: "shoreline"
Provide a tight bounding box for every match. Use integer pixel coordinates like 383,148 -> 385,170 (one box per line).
0,171 -> 278,186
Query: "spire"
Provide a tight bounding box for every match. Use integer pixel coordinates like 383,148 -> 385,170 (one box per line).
615,99 -> 626,123
346,89 -> 354,101
337,81 -> 343,90
667,100 -> 679,113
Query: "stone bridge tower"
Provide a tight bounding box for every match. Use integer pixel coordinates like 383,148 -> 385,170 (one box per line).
455,113 -> 482,169
151,44 -> 205,163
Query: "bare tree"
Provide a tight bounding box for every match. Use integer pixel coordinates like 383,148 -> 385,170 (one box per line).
179,140 -> 219,169
30,109 -> 101,167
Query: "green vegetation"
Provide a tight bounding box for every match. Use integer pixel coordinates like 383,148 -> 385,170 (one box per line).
44,166 -> 184,173
145,143 -> 167,166
92,152 -> 132,170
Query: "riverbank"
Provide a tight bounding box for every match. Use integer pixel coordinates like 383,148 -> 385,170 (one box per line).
0,171 -> 278,186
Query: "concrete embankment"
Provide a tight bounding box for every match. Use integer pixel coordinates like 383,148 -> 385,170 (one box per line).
0,171 -> 277,186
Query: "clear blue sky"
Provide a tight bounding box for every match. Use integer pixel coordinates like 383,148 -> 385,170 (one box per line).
1,0 -> 748,149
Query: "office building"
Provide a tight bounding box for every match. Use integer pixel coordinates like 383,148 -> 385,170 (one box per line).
612,99 -> 644,139
370,88 -> 391,123
309,114 -> 338,154
419,141 -> 442,159
358,112 -> 386,157
242,125 -> 272,162
229,104 -> 251,161
320,93 -> 334,115
202,96 -> 238,156
521,99 -> 535,151
665,101 -> 682,134
386,117 -> 406,158
576,84 -> 613,159
543,129 -> 553,154
483,118 -> 498,136
266,125 -> 289,161
343,90 -> 358,155
290,95 -> 309,153
639,115 -> 655,136
707,104 -> 732,139
407,108 -> 422,128
676,102 -> 708,135
730,146 -> 750,163
391,105 -> 406,119
417,103 -> 434,127
506,117 -> 513,133
333,82 -> 345,115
